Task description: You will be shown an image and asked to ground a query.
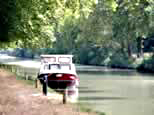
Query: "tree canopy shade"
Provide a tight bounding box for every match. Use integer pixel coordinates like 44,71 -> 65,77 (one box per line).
0,0 -> 16,42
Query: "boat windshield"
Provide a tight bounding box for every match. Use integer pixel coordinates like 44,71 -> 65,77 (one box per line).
44,64 -> 71,70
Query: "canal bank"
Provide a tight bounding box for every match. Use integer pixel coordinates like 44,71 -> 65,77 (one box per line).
0,54 -> 136,72
0,69 -> 98,115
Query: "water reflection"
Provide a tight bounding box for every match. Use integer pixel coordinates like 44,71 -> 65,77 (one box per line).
78,86 -> 89,89
79,96 -> 127,101
78,71 -> 154,115
79,89 -> 105,93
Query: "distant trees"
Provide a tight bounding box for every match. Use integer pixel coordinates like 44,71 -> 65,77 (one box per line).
1,0 -> 154,67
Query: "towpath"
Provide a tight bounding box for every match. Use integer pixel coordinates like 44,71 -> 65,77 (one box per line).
0,69 -> 95,115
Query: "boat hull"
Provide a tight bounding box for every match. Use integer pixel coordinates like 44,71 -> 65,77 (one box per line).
38,73 -> 79,95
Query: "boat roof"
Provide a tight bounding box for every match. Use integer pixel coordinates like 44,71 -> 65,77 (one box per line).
40,55 -> 73,64
41,55 -> 73,58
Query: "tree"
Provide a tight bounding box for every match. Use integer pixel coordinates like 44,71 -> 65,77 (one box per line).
0,0 -> 16,42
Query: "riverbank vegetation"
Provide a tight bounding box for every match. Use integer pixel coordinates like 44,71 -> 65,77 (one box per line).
137,54 -> 154,73
0,0 -> 154,71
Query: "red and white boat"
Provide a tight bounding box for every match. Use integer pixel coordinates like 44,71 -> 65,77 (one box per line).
37,55 -> 79,103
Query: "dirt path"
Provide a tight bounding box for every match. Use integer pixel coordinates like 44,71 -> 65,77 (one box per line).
0,69 -> 94,115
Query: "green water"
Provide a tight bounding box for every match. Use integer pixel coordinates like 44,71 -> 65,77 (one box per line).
78,71 -> 154,115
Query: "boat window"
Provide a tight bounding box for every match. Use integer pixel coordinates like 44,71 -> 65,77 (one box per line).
44,64 -> 49,70
49,64 -> 61,70
60,64 -> 71,70
47,64 -> 71,70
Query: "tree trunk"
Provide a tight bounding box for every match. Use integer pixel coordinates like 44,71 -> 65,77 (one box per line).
21,49 -> 25,58
137,37 -> 144,58
121,41 -> 126,55
127,42 -> 132,57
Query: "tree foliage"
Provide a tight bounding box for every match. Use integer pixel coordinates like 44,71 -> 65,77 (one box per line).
1,0 -> 154,67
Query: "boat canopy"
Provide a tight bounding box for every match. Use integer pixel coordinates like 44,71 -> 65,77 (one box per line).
39,55 -> 76,75
41,55 -> 73,64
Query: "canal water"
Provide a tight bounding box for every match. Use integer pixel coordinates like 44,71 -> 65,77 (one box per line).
79,71 -> 154,115
0,54 -> 154,115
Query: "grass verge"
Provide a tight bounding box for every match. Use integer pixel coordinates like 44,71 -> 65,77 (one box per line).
77,103 -> 105,115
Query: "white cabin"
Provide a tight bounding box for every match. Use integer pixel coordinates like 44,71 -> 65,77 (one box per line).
39,55 -> 76,75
